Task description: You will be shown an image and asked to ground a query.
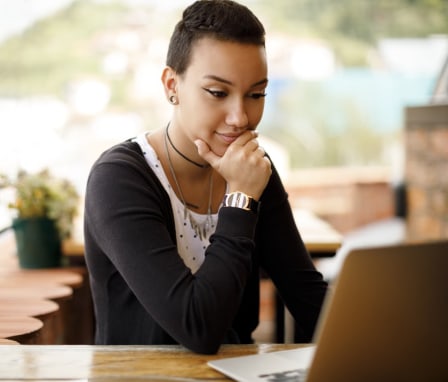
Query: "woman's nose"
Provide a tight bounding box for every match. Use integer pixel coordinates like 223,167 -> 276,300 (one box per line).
225,99 -> 248,129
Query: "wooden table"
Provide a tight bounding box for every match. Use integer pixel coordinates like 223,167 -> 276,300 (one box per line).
63,208 -> 343,260
273,209 -> 342,343
293,208 -> 343,257
0,343 -> 304,381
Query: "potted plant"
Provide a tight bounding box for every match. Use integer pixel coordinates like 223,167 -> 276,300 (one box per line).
0,169 -> 80,268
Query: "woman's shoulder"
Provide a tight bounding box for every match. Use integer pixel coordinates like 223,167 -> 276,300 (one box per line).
87,138 -> 167,195
95,139 -> 144,165
88,138 -> 158,184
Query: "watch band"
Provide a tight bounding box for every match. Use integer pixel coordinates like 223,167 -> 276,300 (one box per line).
223,191 -> 260,214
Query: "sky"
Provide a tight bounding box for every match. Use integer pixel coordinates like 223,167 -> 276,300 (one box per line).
0,0 -> 75,44
0,0 -> 202,45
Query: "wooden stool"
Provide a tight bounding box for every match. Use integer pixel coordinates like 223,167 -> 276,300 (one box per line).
0,284 -> 73,343
0,297 -> 59,344
63,266 -> 95,344
0,238 -> 93,344
0,269 -> 83,288
0,316 -> 43,344
0,338 -> 19,344
31,267 -> 94,344
0,283 -> 73,301
30,268 -> 91,344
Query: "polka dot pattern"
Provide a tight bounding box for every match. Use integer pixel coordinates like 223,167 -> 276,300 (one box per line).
133,133 -> 218,273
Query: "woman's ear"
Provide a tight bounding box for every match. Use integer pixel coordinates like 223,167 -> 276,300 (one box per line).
161,66 -> 178,103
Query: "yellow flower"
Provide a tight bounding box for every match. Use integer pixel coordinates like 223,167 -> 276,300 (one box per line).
1,169 -> 80,239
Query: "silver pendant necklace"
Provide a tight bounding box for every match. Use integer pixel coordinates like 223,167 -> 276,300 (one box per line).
164,127 -> 214,240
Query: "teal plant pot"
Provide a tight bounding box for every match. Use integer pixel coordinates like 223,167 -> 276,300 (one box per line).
12,217 -> 62,269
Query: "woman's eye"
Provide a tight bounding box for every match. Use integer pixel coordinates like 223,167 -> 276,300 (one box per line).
249,92 -> 267,100
203,88 -> 227,98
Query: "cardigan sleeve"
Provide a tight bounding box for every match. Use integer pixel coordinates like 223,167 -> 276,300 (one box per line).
256,166 -> 328,342
84,142 -> 256,354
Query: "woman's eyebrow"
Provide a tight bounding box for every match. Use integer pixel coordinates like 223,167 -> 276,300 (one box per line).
203,75 -> 268,88
252,78 -> 269,88
203,75 -> 232,85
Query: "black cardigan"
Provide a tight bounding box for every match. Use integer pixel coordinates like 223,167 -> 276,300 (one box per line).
84,140 -> 328,354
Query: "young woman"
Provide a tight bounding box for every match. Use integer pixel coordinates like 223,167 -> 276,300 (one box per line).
84,0 -> 328,354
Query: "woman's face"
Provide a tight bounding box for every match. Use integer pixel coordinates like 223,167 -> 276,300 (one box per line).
174,37 -> 268,157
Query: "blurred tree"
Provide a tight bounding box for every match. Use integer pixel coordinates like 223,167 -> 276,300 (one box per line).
256,0 -> 448,65
0,0 -> 444,168
0,1 -> 127,97
261,79 -> 394,167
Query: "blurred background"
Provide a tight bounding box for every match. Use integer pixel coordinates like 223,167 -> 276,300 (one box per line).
0,0 -> 447,239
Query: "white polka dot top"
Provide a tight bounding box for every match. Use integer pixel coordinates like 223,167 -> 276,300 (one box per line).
133,132 -> 219,274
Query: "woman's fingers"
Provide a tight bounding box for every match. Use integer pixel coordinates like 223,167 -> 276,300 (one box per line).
194,139 -> 219,168
221,133 -> 271,199
195,131 -> 271,200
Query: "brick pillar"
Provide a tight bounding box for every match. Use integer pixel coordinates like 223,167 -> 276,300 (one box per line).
405,104 -> 448,240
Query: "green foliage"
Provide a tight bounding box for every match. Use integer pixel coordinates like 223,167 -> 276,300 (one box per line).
0,170 -> 80,239
1,0 -> 446,94
0,0 -> 444,168
260,80 -> 399,167
256,0 -> 448,65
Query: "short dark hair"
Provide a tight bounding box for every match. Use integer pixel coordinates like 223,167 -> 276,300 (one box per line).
166,0 -> 266,75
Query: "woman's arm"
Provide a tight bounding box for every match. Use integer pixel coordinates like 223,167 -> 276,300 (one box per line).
256,166 -> 328,342
85,143 -> 256,354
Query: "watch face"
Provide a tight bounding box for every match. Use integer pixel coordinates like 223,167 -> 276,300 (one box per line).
224,191 -> 259,213
227,192 -> 249,209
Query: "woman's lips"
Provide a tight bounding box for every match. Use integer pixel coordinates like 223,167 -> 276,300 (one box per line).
216,132 -> 240,144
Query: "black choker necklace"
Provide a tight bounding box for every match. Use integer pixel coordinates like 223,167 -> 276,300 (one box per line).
165,123 -> 210,169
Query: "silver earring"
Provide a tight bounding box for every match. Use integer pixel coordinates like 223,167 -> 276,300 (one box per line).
169,95 -> 178,105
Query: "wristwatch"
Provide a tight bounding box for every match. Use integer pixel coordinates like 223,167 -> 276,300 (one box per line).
223,191 -> 260,214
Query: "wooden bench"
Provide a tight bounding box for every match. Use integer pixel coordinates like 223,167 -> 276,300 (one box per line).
0,316 -> 43,344
0,266 -> 93,344
0,297 -> 60,344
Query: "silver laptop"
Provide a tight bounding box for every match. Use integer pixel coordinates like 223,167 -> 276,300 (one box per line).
208,240 -> 448,382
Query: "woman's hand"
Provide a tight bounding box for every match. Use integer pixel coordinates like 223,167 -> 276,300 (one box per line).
194,131 -> 271,200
